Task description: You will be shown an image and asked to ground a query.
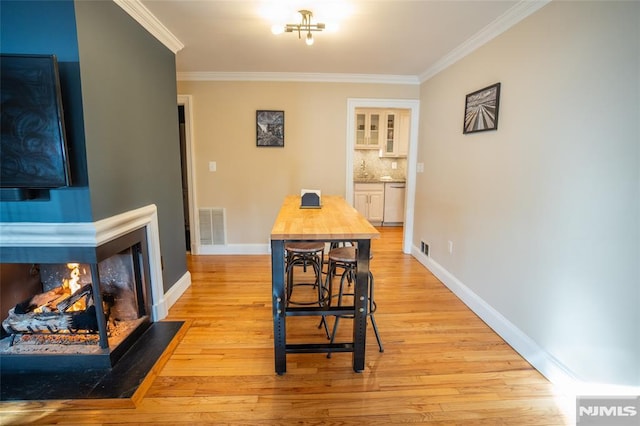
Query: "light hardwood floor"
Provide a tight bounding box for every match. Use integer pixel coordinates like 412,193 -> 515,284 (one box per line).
2,227 -> 573,425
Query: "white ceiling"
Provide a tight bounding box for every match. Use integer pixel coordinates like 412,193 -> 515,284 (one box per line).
130,0 -> 545,82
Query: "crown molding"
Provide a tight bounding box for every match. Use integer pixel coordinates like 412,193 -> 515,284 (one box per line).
419,0 -> 551,82
114,0 -> 548,85
176,72 -> 420,85
113,0 -> 184,53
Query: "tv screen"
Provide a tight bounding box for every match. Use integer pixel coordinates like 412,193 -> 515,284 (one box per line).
1,54 -> 71,189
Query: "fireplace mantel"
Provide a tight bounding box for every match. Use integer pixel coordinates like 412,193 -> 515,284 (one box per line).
0,204 -> 167,321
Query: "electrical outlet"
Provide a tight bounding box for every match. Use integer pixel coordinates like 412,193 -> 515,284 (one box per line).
209,161 -> 217,172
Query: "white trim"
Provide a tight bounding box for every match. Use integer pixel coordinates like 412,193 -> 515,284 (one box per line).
419,0 -> 551,82
177,72 -> 420,85
113,0 -> 184,53
0,222 -> 98,246
411,245 -> 640,396
177,95 -> 198,254
162,270 -> 191,313
345,98 -> 420,254
114,0 -> 546,85
0,205 -> 168,322
410,244 -> 579,389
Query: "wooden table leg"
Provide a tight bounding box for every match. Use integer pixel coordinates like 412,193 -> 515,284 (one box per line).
271,239 -> 287,374
353,239 -> 370,372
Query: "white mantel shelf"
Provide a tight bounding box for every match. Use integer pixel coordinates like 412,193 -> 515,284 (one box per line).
0,204 -> 168,321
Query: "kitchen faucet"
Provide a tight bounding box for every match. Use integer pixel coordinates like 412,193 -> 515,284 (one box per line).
360,160 -> 368,178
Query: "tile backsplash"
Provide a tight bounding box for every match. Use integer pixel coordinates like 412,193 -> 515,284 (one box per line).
353,150 -> 407,180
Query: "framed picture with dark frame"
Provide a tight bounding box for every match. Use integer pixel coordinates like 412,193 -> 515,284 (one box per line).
256,110 -> 284,147
463,82 -> 501,134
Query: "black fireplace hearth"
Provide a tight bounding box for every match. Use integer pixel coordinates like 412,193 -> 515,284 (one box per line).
1,320 -> 184,401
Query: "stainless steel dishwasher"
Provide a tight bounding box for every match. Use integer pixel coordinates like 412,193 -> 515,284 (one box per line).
382,182 -> 405,225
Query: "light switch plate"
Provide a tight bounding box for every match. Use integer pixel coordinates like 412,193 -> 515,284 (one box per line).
209,161 -> 217,172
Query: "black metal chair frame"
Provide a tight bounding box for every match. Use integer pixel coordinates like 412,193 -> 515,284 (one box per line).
285,244 -> 331,338
324,248 -> 383,358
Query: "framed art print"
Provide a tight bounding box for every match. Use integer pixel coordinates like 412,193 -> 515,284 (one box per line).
256,110 -> 284,147
463,82 -> 501,134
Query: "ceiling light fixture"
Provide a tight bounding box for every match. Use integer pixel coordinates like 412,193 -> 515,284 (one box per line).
271,10 -> 325,46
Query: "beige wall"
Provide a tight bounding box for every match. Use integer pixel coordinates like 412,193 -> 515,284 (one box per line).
177,80 -> 418,245
415,1 -> 639,386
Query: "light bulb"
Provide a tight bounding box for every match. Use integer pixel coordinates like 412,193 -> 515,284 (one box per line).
271,24 -> 285,35
305,32 -> 314,46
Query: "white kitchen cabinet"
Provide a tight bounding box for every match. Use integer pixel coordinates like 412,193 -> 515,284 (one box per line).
355,109 -> 382,149
354,183 -> 385,224
380,109 -> 410,158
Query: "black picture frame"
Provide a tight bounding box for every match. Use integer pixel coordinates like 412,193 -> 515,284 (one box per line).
256,110 -> 284,147
463,82 -> 501,134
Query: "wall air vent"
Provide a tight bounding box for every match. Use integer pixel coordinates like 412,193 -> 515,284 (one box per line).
198,208 -> 226,245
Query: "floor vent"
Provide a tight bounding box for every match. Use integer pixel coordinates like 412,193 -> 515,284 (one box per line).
198,208 -> 226,245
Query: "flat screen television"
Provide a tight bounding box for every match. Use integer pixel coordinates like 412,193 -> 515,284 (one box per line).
1,54 -> 71,191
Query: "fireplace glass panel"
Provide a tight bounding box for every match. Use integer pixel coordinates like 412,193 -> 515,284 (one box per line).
0,245 -> 150,358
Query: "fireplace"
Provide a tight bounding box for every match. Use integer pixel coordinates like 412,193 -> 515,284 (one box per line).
0,205 -> 166,371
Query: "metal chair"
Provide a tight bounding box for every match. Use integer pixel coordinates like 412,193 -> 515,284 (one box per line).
324,246 -> 383,357
285,242 -> 330,337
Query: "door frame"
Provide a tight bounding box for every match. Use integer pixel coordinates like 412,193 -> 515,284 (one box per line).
346,98 -> 420,254
177,94 -> 198,254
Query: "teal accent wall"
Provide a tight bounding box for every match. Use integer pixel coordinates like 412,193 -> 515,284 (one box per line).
0,0 -> 91,222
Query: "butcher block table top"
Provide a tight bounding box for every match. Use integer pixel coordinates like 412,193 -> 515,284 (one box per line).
270,195 -> 380,241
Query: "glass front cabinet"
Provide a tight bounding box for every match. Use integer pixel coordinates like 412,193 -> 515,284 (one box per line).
355,110 -> 382,149
380,110 -> 410,158
355,108 -> 410,156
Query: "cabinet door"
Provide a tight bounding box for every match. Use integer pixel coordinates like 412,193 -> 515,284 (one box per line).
379,110 -> 410,157
355,113 -> 367,146
368,112 -> 380,147
368,192 -> 385,222
383,112 -> 396,155
355,110 -> 381,149
354,192 -> 369,217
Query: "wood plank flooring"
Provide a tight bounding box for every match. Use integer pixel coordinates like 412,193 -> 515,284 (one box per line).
1,227 -> 573,425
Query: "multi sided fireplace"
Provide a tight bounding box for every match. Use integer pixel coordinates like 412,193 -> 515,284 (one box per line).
0,205 -> 165,371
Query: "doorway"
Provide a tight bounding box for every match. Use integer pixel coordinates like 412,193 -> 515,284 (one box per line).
177,95 -> 197,254
346,98 -> 420,255
178,105 -> 189,251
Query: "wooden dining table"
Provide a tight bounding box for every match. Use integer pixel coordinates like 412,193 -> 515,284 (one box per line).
270,195 -> 380,374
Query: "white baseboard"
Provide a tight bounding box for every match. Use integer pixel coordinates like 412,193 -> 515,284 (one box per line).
410,244 -> 578,390
154,270 -> 191,320
197,243 -> 269,255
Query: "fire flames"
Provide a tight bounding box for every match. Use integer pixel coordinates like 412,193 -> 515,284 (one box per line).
33,263 -> 87,314
61,263 -> 86,312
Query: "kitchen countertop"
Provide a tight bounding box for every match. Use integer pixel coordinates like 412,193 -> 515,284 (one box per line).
354,177 -> 406,184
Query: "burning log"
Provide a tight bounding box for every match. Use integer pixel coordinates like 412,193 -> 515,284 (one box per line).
14,286 -> 66,314
3,308 -> 74,334
2,284 -> 103,334
55,284 -> 92,312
